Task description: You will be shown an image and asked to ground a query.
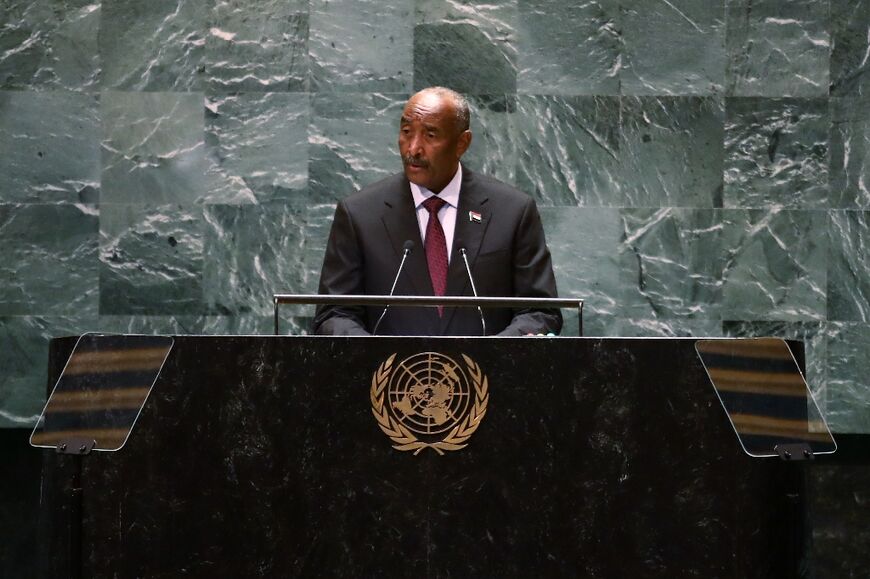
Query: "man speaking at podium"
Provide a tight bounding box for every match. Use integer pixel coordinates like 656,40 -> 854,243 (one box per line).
312,87 -> 562,336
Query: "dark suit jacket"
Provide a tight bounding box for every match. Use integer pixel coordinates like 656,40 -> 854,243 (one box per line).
312,167 -> 562,336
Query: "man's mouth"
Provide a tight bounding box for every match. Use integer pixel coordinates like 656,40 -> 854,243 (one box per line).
403,156 -> 429,169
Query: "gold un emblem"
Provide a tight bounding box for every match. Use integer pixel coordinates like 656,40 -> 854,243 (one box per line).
370,352 -> 489,455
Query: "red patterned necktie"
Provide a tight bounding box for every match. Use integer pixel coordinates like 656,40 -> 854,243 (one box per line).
422,196 -> 448,316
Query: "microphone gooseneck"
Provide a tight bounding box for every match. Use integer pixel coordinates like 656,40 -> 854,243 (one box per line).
459,247 -> 486,336
372,240 -> 414,335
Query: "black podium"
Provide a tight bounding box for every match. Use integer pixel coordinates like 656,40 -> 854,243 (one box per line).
37,335 -> 823,578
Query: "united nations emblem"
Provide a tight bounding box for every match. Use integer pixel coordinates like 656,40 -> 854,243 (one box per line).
370,352 -> 489,455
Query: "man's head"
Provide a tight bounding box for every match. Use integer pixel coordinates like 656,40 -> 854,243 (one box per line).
398,87 -> 472,194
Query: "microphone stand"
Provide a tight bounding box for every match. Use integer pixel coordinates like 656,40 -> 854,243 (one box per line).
372,241 -> 414,335
459,248 -> 486,336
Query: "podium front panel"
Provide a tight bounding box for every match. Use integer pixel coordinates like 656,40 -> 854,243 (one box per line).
40,336 -> 799,578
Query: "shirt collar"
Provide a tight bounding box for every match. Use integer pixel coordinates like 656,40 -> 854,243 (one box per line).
410,164 -> 462,209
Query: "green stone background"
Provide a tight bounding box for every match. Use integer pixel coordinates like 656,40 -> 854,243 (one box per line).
0,0 -> 868,435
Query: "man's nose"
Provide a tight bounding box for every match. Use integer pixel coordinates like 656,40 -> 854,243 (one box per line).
407,133 -> 424,155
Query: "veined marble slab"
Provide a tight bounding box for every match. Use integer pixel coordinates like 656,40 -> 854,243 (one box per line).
0,203 -> 99,316
516,0 -> 620,95
0,0 -> 99,91
620,0 -> 725,95
829,97 -> 870,209
0,91 -> 100,203
415,0 -> 517,94
726,0 -> 830,97
515,95 -> 621,207
827,210 -> 870,322
721,208 -> 826,320
99,204 -> 205,315
830,0 -> 870,98
724,97 -> 829,208
620,96 -> 724,207
310,0 -> 412,92
205,93 -> 309,203
101,91 -> 208,205
202,200 -> 310,317
100,0 -> 204,91
619,208 -> 723,319
207,0 -> 308,92
825,322 -> 870,432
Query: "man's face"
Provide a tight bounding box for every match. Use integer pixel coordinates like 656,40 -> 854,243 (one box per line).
398,92 -> 471,194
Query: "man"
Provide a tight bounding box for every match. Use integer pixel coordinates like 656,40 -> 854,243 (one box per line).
312,87 -> 562,336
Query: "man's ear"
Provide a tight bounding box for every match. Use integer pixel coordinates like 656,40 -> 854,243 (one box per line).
457,130 -> 472,158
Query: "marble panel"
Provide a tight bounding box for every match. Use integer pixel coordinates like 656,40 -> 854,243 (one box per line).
309,0 -> 412,92
0,91 -> 100,203
515,0 -> 620,95
0,203 -> 98,316
96,315 -> 209,335
724,97 -> 829,208
463,94 -> 516,185
202,201 -> 309,317
725,0 -> 830,97
303,201 -> 338,296
99,0 -> 205,91
829,97 -> 870,209
415,0 -> 517,94
203,314 -> 312,335
308,92 -> 407,202
94,314 -> 310,336
720,209 -> 826,320
830,0 -> 870,98
619,208 -> 723,319
620,96 -> 724,208
101,91 -> 208,204
99,204 -> 205,315
206,0 -> 308,92
514,95 -> 621,206
0,0 -> 100,90
722,320 -> 827,412
0,315 -> 97,428
204,93 -> 308,204
827,211 -> 870,322
586,316 -> 723,338
540,207 -> 626,319
620,0 -> 725,95
824,322 -> 870,433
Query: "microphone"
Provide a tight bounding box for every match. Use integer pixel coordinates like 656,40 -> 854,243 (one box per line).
458,244 -> 486,336
372,240 -> 414,335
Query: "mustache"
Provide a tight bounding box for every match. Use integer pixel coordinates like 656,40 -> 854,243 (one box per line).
402,155 -> 429,168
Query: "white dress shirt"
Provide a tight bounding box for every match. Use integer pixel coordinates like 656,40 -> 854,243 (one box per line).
409,164 -> 462,263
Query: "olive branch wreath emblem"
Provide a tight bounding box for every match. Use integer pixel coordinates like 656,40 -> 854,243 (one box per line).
370,353 -> 489,455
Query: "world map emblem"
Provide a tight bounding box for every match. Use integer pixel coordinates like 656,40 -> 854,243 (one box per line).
370,352 -> 489,455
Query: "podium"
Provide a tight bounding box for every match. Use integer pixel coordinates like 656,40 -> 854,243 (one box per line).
37,335 -> 824,578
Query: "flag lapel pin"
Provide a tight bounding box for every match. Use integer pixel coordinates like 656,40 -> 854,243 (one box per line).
469,210 -> 482,223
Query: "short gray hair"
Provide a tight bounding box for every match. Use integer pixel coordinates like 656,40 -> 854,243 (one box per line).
417,86 -> 471,132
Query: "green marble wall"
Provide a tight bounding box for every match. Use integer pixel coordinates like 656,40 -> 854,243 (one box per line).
1,0 -> 868,433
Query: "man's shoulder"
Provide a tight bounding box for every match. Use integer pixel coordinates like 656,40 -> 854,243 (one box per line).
341,173 -> 408,209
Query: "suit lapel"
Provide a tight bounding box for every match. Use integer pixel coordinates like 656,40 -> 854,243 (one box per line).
380,176 -> 433,296
442,167 -> 491,332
